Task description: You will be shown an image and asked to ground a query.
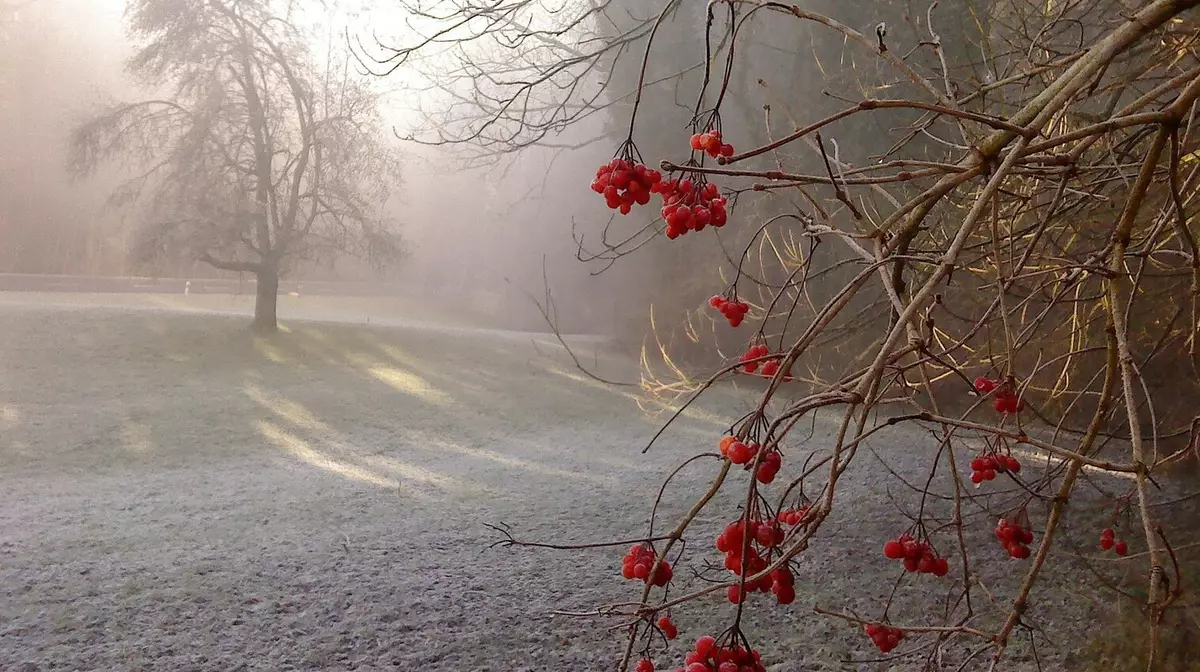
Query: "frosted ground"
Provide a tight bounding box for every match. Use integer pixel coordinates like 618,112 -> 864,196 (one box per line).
0,293 -> 1185,671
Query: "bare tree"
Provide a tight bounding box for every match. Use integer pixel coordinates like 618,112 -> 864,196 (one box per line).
72,0 -> 404,332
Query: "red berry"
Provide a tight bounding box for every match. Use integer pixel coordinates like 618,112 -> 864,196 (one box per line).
695,636 -> 717,659
727,584 -> 745,604
690,133 -> 704,150
903,540 -> 923,560
1008,544 -> 1031,559
1101,528 -> 1115,539
755,464 -> 777,485
974,376 -> 996,393
686,663 -> 707,672
883,540 -> 905,559
1115,540 -> 1128,556
754,525 -> 774,547
933,557 -> 950,577
775,583 -> 795,604
657,616 -> 677,640
1100,536 -> 1114,551
727,441 -> 752,465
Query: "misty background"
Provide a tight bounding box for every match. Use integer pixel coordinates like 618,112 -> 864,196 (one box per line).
1,0 -> 951,345
0,0 -> 647,338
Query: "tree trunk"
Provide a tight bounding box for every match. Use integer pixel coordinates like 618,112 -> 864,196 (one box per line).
253,263 -> 279,333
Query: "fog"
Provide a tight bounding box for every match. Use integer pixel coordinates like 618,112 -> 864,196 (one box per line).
0,0 -> 946,341
0,0 -> 659,338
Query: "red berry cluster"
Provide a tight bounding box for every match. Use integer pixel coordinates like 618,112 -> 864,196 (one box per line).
718,435 -> 756,464
714,520 -> 795,604
739,345 -> 769,373
709,295 -> 749,327
767,565 -> 795,605
659,179 -> 728,239
753,450 -> 781,484
592,159 -> 662,214
637,660 -> 656,672
1099,528 -> 1128,556
778,506 -> 811,526
677,635 -> 766,672
995,518 -> 1033,559
658,616 -> 678,640
969,453 -> 1021,484
718,436 -> 781,483
622,543 -> 673,586
690,129 -> 735,158
974,377 -> 1025,414
881,534 -> 949,576
864,623 -> 905,653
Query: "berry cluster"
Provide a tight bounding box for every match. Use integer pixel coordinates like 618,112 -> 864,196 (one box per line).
995,518 -> 1033,559
864,623 -> 905,653
658,179 -> 728,239
969,453 -> 1021,484
718,436 -> 782,483
767,565 -> 796,605
718,435 -> 758,465
690,129 -> 735,159
709,295 -> 749,327
754,450 -> 781,484
592,159 -> 662,214
881,534 -> 950,576
739,345 -> 770,373
973,377 -> 1025,414
658,616 -> 678,640
677,635 -> 766,672
715,520 -> 795,604
778,506 -> 811,526
622,543 -> 673,586
1099,528 -> 1129,556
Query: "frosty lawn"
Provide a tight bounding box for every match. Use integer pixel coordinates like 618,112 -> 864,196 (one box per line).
0,295 -> 1149,671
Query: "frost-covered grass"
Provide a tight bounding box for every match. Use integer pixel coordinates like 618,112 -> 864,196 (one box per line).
0,294 -> 1186,671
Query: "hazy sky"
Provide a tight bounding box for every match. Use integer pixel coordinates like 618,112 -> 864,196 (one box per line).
66,0 -> 435,131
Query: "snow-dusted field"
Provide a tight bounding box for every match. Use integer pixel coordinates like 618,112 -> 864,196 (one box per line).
0,293 -> 1183,671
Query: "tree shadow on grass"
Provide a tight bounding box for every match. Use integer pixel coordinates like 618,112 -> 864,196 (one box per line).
0,306 -> 754,490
